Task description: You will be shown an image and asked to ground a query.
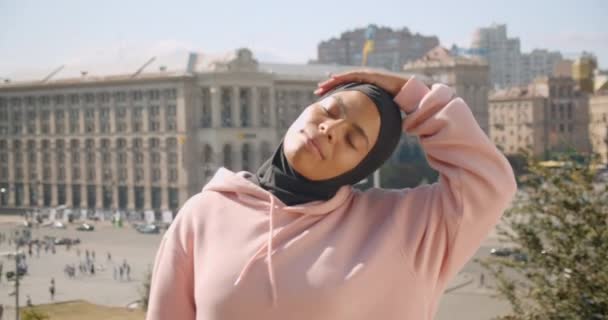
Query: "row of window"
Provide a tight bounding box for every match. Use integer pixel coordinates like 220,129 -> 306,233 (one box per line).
0,105 -> 177,135
0,137 -> 178,151
4,164 -> 179,184
201,141 -> 273,174
0,89 -> 177,108
0,183 -> 180,210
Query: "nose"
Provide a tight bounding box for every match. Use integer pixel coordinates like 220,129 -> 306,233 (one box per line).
319,118 -> 348,144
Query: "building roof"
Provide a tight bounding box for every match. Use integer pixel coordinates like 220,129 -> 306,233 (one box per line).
489,85 -> 546,101
403,46 -> 487,69
1,48 -> 426,90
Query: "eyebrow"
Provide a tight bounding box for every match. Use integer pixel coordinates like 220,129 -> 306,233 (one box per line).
332,96 -> 370,149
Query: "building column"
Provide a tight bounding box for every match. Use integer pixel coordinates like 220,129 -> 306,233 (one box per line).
23,181 -> 30,207
211,86 -> 221,128
252,87 -> 260,128
50,184 -> 58,207
80,184 -> 87,208
143,148 -> 152,210
233,86 -> 241,128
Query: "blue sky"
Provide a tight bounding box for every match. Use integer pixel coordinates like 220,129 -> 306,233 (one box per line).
1,0 -> 607,76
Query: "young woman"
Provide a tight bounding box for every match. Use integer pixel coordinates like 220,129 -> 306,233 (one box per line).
146,70 -> 517,320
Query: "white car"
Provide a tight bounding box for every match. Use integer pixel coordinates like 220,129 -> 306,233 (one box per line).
52,221 -> 66,229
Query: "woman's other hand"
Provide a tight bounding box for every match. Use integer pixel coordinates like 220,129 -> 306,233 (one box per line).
314,69 -> 409,97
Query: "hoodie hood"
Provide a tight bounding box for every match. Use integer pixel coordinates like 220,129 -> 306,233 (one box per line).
202,168 -> 354,306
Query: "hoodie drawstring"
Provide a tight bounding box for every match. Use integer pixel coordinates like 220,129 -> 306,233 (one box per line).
234,195 -> 279,307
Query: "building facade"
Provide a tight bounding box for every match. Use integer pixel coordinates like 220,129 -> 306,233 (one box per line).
520,49 -> 563,85
589,92 -> 608,164
317,25 -> 439,71
489,77 -> 590,157
471,24 -> 564,89
471,24 -> 522,89
1,48 -> 408,213
403,46 -> 490,134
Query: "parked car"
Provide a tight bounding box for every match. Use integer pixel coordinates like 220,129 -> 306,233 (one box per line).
52,221 -> 66,229
136,224 -> 160,234
6,266 -> 27,280
54,237 -> 80,245
490,247 -> 528,262
76,223 -> 95,231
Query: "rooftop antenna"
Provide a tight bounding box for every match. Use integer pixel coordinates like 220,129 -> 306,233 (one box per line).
41,65 -> 65,83
131,57 -> 156,78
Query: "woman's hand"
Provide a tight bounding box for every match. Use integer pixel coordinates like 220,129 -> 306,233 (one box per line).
314,69 -> 409,97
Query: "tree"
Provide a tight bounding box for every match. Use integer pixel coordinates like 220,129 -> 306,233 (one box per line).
21,308 -> 49,320
479,153 -> 608,319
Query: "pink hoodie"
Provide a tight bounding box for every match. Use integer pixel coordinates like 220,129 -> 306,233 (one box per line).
146,78 -> 517,320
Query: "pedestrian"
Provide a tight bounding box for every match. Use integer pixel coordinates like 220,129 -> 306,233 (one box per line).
119,265 -> 124,280
90,263 -> 95,275
0,263 -> 3,283
92,250 -> 96,260
49,284 -> 55,301
145,71 -> 517,319
113,266 -> 117,280
26,295 -> 32,307
0,303 -> 4,320
126,263 -> 131,281
107,252 -> 112,261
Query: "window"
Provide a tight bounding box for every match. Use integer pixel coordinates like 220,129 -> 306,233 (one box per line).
203,144 -> 213,164
223,144 -> 232,169
164,88 -> 177,99
201,88 -> 212,128
131,91 -> 143,101
169,169 -> 178,182
148,90 -> 160,100
242,143 -> 251,171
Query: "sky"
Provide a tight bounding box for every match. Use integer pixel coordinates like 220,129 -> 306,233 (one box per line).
1,0 -> 607,78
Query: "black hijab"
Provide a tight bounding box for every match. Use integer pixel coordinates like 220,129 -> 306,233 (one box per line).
248,83 -> 403,205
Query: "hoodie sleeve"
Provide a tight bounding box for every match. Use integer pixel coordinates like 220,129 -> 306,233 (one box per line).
146,196 -> 197,320
391,77 -> 517,290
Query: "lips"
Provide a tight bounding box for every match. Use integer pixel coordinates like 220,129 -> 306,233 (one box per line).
303,132 -> 325,160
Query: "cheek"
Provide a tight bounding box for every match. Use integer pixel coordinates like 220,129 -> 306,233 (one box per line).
331,147 -> 365,173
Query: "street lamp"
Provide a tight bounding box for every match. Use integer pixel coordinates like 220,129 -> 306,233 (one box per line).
0,187 -> 6,206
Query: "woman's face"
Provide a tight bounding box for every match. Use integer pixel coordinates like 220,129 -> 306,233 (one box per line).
283,90 -> 381,181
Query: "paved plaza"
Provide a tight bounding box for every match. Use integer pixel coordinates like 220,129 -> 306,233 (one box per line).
0,215 -> 512,319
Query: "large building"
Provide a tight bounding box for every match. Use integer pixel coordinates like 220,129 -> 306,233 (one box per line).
489,77 -> 590,157
589,92 -> 608,164
403,46 -> 490,133
316,25 -> 439,71
471,24 -> 564,89
471,24 -> 522,89
0,48 -> 414,214
520,49 -> 563,85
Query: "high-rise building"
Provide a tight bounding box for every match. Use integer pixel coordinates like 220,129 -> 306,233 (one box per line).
403,46 -> 490,133
316,24 -> 439,71
572,52 -> 598,94
471,24 -> 564,88
471,24 -> 522,89
520,49 -> 563,85
489,77 -> 590,157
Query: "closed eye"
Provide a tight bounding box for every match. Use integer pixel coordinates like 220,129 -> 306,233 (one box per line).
319,106 -> 357,150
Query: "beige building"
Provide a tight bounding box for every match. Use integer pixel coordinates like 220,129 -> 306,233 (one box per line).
489,77 -> 590,157
403,46 -> 490,133
0,48 -> 414,214
589,92 -> 608,164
